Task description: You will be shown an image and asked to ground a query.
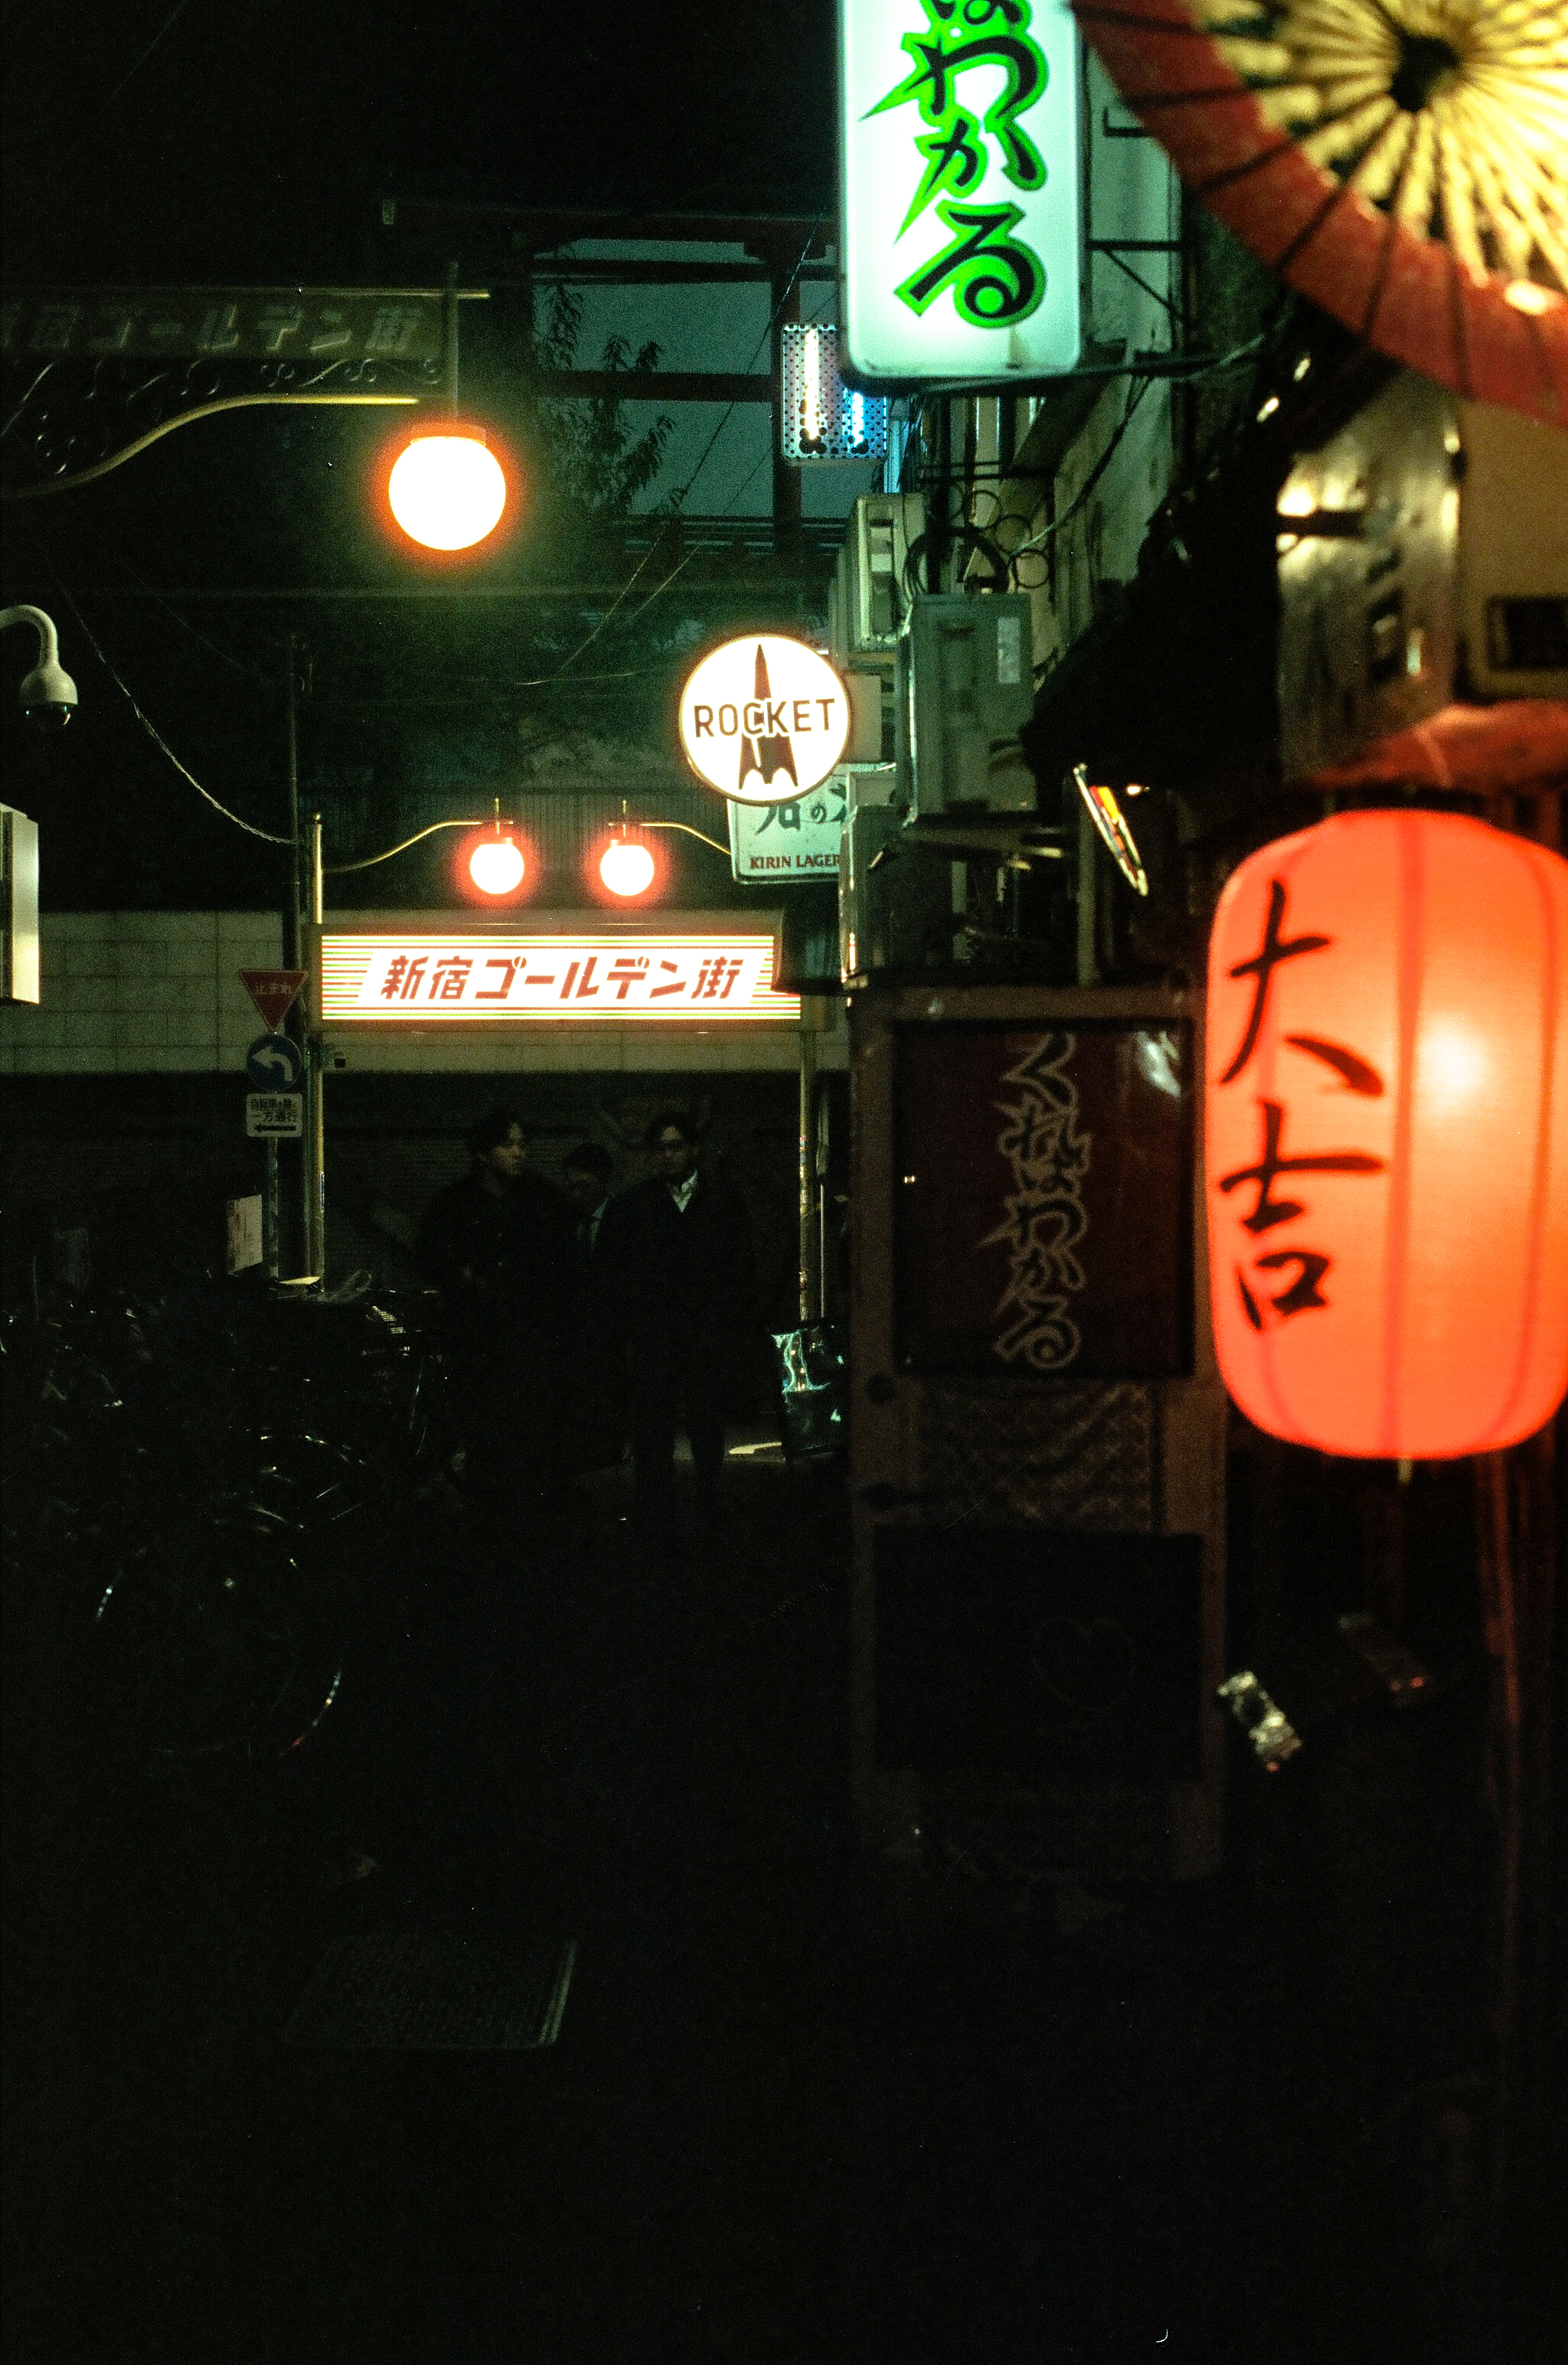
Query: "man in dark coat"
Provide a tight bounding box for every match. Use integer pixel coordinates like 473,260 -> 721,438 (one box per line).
596,1110 -> 758,1512
563,1141 -> 624,1473
416,1109 -> 575,1530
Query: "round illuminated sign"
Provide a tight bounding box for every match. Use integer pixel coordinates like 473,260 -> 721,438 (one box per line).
678,634 -> 850,804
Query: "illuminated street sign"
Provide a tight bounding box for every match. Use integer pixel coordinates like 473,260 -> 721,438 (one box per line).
318,932 -> 799,1023
779,325 -> 890,462
838,0 -> 1083,383
678,635 -> 851,804
729,777 -> 848,882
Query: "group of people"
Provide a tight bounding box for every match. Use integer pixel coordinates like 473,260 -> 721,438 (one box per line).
416,1108 -> 758,1543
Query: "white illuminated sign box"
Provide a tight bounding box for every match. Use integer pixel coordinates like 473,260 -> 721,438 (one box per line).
730,777 -> 848,882
679,635 -> 851,804
838,0 -> 1083,383
319,933 -> 799,1024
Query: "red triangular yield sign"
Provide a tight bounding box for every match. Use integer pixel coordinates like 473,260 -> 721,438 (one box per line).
240,968 -> 308,1030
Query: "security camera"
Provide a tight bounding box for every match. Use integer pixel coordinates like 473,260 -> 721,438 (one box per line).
19,657 -> 77,731
2,604 -> 77,731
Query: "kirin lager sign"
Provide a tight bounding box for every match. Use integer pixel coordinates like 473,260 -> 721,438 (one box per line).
838,0 -> 1083,383
678,635 -> 851,805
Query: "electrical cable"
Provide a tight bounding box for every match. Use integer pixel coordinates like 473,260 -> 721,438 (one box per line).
526,214 -> 826,684
1004,373 -> 1154,560
47,577 -> 294,844
324,818 -> 500,874
2,390 -> 418,501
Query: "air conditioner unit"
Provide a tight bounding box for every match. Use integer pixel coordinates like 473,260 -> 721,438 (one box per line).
897,592 -> 1038,818
838,807 -> 957,986
1457,401 -> 1568,701
1277,374 -> 1568,779
828,492 -> 926,668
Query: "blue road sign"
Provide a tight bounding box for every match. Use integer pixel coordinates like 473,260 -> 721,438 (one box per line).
245,1031 -> 304,1090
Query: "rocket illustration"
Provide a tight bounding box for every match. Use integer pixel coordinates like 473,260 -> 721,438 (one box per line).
737,643 -> 798,795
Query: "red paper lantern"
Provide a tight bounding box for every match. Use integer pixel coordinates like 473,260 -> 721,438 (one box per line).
1206,809 -> 1568,1459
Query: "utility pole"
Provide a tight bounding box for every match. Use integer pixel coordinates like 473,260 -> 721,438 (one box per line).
764,239 -> 805,563
281,635 -> 311,1276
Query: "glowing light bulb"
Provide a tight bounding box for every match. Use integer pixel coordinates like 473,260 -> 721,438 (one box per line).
804,331 -> 828,454
388,433 -> 507,551
469,836 -> 525,895
599,839 -> 656,898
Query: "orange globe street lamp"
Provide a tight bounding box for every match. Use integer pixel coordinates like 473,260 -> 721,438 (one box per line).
386,426 -> 509,553
456,808 -> 534,904
586,811 -> 667,906
599,836 -> 658,899
377,274 -> 514,556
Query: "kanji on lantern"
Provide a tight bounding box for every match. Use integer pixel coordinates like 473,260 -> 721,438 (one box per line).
1206,810 -> 1568,1461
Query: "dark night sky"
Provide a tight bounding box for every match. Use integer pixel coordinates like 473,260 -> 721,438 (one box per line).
1,2 -> 845,907
2,0 -> 838,282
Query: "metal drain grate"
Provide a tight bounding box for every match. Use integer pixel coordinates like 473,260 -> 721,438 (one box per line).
285,1932 -> 577,2050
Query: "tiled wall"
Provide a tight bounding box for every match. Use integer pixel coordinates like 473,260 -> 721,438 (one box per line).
0,913 -> 284,1074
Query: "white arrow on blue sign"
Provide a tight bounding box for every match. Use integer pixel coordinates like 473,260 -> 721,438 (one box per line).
244,1031 -> 304,1090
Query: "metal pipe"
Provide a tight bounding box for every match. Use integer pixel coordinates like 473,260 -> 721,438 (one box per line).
307,813 -> 326,1281
798,1000 -> 820,1323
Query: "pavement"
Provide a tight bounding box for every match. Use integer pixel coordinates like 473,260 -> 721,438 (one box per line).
3,1440 -> 1546,2364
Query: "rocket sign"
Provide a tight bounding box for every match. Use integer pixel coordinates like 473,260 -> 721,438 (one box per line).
678,635 -> 851,805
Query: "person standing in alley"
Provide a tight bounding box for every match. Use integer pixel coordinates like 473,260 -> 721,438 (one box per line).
416,1109 -> 575,1549
563,1141 -> 624,1475
596,1110 -> 758,1521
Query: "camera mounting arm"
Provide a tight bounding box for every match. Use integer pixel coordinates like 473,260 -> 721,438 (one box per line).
0,604 -> 77,729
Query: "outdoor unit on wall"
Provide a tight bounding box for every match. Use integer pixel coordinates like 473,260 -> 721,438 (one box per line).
1277,374 -> 1568,780
2,805 -> 40,1004
828,492 -> 926,669
1457,402 -> 1568,700
839,805 -> 959,987
898,593 -> 1038,818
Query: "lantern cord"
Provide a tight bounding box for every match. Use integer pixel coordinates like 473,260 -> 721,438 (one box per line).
2,392 -> 420,501
631,818 -> 730,857
324,819 -> 508,874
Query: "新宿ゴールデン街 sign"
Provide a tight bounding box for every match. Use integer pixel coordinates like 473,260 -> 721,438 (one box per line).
838,0 -> 1083,381
318,933 -> 799,1023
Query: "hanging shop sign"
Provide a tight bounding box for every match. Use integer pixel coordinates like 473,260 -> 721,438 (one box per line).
679,635 -> 851,805
729,774 -> 849,882
895,1021 -> 1191,1378
318,930 -> 799,1024
838,0 -> 1083,384
779,325 -> 890,462
1205,809 -> 1568,1462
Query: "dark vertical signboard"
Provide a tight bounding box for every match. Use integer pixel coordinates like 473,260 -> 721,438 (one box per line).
893,1023 -> 1191,1377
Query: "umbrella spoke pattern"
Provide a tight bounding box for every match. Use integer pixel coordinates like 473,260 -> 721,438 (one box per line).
1072,2 -> 1568,422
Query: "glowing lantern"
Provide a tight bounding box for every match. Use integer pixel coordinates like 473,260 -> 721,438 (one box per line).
457,819 -> 532,903
1206,808 -> 1568,1460
586,819 -> 665,906
599,838 -> 656,899
385,429 -> 508,552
